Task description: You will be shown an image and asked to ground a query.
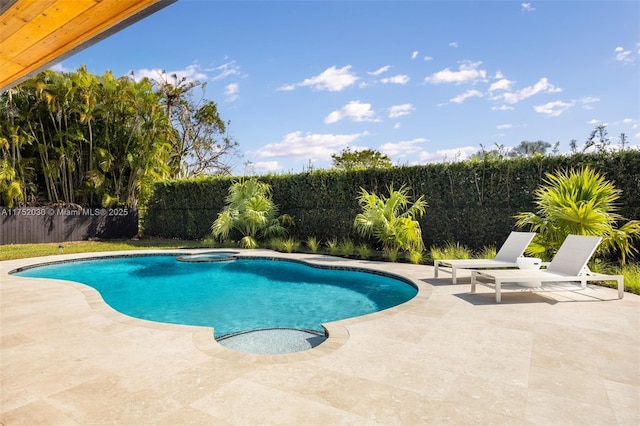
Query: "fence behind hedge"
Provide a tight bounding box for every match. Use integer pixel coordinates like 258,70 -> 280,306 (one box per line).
143,151 -> 640,251
1,207 -> 138,244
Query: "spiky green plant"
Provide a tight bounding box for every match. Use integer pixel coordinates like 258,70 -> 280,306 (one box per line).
267,237 -> 286,251
354,184 -> 427,260
515,167 -> 640,264
211,179 -> 288,249
282,238 -> 300,253
407,250 -> 423,265
338,239 -> 355,257
306,236 -> 320,253
621,263 -> 640,295
476,246 -> 497,259
430,242 -> 472,260
387,247 -> 399,262
356,243 -> 372,259
326,238 -> 339,255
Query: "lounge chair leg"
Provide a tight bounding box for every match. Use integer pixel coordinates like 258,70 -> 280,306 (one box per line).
470,272 -> 477,293
495,281 -> 501,303
452,268 -> 457,285
434,261 -> 439,278
618,276 -> 624,299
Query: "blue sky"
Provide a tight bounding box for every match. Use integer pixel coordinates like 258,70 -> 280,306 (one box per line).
54,1 -> 639,174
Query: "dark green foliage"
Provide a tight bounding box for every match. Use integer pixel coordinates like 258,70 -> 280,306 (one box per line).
143,176 -> 233,239
142,151 -> 639,254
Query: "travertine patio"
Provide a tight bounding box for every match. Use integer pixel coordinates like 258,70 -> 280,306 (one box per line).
1,250 -> 638,425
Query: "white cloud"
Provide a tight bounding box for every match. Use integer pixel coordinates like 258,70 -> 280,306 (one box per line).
499,77 -> 562,104
368,65 -> 391,76
489,78 -> 514,92
209,61 -> 241,81
251,161 -> 280,173
492,105 -> 515,111
413,146 -> 477,164
131,62 -> 241,85
497,124 -> 512,130
521,3 -> 535,12
450,89 -> 483,104
411,51 -> 419,60
278,84 -> 296,91
132,64 -> 208,84
533,100 -> 574,117
582,96 -> 600,104
424,56 -> 433,61
388,104 -> 415,118
225,83 -> 239,102
614,46 -> 633,63
425,61 -> 487,84
380,74 -> 410,85
393,122 -> 401,129
581,96 -> 600,110
278,65 -> 358,92
449,42 -> 459,48
49,63 -> 72,73
379,138 -> 426,157
623,118 -> 634,124
324,101 -> 379,124
252,131 -> 369,161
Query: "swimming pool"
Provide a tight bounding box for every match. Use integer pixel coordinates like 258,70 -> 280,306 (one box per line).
13,254 -> 417,352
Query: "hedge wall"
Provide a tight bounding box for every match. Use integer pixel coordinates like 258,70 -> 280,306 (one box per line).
143,151 -> 640,251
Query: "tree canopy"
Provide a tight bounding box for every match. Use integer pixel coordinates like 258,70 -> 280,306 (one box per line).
0,66 -> 240,208
331,148 -> 392,171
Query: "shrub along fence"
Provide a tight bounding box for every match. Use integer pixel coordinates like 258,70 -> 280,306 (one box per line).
143,151 -> 640,252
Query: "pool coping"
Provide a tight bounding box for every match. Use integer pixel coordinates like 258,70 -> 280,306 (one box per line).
3,249 -> 430,364
2,248 -> 638,424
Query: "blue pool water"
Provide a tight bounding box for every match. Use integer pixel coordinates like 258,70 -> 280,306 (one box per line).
14,255 -> 417,338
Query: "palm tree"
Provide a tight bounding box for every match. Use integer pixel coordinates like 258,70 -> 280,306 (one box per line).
515,167 -> 640,264
211,179 -> 288,249
354,184 -> 427,261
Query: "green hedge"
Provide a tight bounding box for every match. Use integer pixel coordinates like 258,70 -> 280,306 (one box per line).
143,151 -> 640,251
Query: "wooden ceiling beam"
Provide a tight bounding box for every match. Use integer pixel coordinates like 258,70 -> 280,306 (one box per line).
0,0 -> 175,92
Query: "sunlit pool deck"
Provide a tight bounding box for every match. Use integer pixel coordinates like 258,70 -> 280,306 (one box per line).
1,249 -> 638,425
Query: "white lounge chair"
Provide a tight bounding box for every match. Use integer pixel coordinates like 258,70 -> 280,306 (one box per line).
470,235 -> 624,302
433,231 -> 536,284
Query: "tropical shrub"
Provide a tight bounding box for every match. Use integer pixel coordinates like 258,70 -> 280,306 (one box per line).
353,184 -> 427,261
306,236 -> 320,253
281,238 -> 300,253
429,242 -> 473,261
266,237 -> 285,251
338,239 -> 355,257
356,243 -> 372,259
621,263 -> 640,294
407,250 -> 423,265
211,179 -> 287,249
515,167 -> 640,264
326,238 -> 339,255
476,246 -> 497,259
